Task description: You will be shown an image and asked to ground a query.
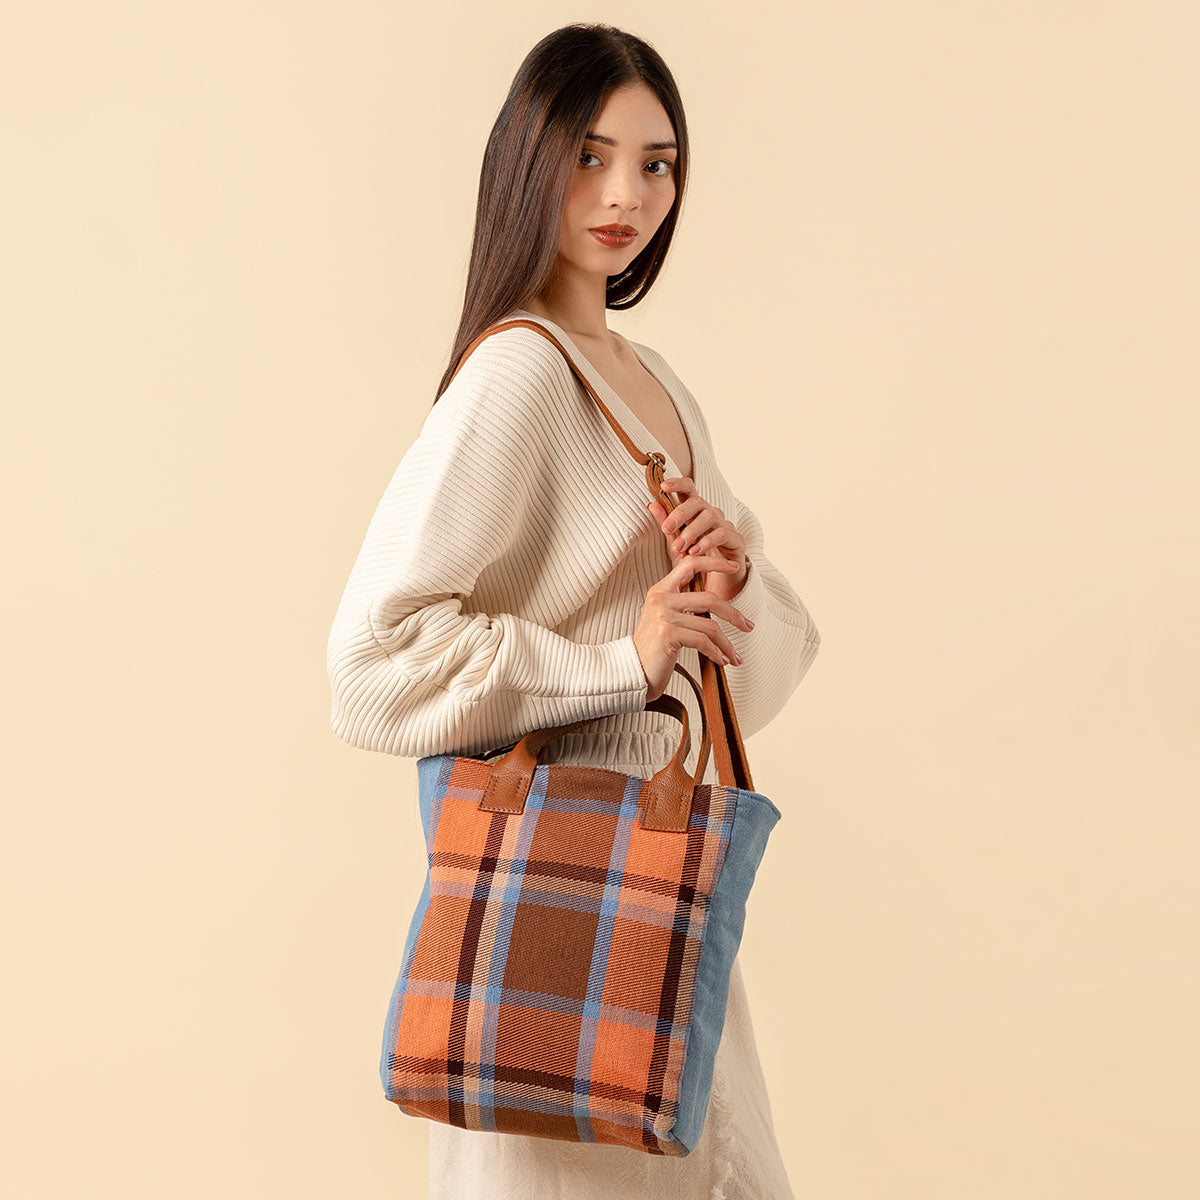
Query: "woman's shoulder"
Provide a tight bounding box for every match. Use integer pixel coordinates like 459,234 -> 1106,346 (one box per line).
451,320 -> 577,400
433,321 -> 584,452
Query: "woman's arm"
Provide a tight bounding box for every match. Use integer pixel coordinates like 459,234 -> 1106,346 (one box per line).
326,340 -> 648,758
710,490 -> 821,740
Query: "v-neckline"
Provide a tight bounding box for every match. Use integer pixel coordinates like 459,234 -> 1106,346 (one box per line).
507,307 -> 698,485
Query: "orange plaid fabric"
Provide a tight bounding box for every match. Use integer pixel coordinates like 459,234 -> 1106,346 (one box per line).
380,751 -> 740,1155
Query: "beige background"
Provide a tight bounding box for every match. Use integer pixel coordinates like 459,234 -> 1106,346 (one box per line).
3,3 -> 1197,1197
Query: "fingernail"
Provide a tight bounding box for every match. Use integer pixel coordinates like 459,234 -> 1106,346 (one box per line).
746,618 -> 755,629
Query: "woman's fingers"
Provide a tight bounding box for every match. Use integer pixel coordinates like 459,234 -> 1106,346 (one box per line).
634,546 -> 755,696
671,590 -> 754,633
669,612 -> 745,666
660,476 -> 696,497
649,488 -> 740,561
671,508 -> 720,554
664,549 -> 736,588
659,494 -> 711,536
656,553 -> 753,630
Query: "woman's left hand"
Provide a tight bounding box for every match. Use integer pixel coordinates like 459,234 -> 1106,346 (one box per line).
647,476 -> 749,603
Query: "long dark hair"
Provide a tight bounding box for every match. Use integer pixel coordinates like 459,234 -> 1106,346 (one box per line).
433,22 -> 690,403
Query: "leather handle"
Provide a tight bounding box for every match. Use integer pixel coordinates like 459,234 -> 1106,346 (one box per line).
479,661 -> 712,831
453,318 -> 755,830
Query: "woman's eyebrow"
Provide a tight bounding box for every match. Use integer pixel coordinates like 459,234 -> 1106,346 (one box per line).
584,130 -> 678,151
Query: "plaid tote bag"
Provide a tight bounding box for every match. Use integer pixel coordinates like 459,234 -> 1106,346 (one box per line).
378,320 -> 783,1156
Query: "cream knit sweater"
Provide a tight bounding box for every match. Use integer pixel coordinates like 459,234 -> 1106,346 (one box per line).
326,308 -> 820,782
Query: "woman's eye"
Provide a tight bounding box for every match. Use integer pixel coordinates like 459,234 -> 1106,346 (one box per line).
577,150 -> 675,177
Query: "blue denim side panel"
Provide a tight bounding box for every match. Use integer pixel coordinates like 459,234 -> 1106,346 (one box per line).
668,788 -> 782,1151
380,754 -> 447,1101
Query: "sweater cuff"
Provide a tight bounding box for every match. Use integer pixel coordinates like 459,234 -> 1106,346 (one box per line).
606,634 -> 651,710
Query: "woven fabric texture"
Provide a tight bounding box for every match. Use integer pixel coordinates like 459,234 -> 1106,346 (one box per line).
381,751 -> 780,1154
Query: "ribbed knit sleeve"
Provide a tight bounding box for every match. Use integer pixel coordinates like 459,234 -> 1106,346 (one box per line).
326,335 -> 649,758
712,491 -> 821,739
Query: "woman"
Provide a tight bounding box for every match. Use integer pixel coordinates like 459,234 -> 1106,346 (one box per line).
326,22 -> 821,1199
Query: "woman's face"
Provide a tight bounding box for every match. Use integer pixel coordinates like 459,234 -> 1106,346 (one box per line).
558,83 -> 678,280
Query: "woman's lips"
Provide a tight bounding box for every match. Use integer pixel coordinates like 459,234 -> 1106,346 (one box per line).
589,228 -> 637,248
